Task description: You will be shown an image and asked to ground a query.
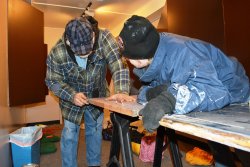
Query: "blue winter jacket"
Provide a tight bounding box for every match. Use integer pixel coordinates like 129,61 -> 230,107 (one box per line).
136,33 -> 250,114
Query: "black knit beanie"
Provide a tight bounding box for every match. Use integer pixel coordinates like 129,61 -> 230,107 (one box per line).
119,15 -> 160,59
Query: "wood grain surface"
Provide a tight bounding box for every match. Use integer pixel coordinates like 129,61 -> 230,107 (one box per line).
160,104 -> 250,152
88,97 -> 144,117
89,97 -> 250,152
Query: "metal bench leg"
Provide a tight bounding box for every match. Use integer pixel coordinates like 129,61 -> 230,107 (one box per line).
153,126 -> 166,167
166,128 -> 183,167
107,113 -> 136,167
108,113 -> 121,167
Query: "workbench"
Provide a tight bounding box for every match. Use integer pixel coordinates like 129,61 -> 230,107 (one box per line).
155,104 -> 250,167
89,97 -> 250,167
89,97 -> 143,167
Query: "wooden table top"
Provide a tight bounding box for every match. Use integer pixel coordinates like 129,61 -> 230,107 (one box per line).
160,104 -> 250,152
88,97 -> 143,117
89,97 -> 250,152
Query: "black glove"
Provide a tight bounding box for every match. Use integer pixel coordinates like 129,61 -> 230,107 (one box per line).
139,91 -> 176,132
146,84 -> 169,101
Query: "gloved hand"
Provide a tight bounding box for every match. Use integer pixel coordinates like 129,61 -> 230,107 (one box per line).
139,91 -> 176,132
146,84 -> 169,101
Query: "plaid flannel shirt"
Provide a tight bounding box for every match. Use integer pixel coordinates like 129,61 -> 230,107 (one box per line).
45,29 -> 130,125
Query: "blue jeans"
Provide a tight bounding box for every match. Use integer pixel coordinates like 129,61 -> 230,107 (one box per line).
61,107 -> 104,167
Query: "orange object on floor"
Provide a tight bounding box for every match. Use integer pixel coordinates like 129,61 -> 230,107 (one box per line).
131,142 -> 141,155
185,147 -> 214,166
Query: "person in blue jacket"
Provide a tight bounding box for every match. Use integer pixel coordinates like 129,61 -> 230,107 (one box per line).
118,15 -> 249,131
118,15 -> 250,167
118,15 -> 250,166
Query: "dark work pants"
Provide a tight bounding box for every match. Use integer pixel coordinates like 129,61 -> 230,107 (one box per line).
208,141 -> 236,167
208,141 -> 250,167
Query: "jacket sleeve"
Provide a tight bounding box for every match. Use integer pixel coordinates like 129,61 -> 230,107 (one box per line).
101,30 -> 130,94
45,50 -> 76,102
167,42 -> 231,114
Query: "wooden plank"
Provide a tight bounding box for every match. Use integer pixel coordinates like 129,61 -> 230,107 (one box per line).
88,97 -> 144,117
89,97 -> 250,152
160,104 -> 250,152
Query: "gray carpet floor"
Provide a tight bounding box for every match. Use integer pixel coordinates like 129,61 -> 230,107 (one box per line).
39,123 -> 202,167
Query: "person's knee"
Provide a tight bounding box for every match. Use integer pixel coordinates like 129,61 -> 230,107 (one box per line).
62,120 -> 79,138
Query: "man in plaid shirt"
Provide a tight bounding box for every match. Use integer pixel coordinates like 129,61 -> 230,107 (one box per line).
45,16 -> 135,167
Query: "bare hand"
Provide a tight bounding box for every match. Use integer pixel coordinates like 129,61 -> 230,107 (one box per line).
73,92 -> 89,107
106,93 -> 136,103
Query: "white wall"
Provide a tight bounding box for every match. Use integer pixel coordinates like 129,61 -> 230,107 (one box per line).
111,0 -> 165,36
44,27 -> 65,52
25,93 -> 61,123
